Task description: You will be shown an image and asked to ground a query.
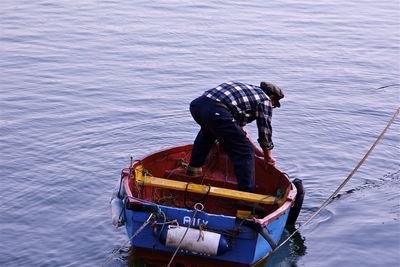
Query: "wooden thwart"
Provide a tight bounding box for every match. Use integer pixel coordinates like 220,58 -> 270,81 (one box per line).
135,166 -> 283,205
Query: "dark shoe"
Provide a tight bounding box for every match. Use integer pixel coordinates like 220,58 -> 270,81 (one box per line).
186,166 -> 202,176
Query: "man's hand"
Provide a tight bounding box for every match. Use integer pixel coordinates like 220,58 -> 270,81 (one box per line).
263,149 -> 276,167
264,155 -> 276,166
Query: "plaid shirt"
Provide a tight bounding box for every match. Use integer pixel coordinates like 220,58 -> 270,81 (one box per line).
203,81 -> 274,150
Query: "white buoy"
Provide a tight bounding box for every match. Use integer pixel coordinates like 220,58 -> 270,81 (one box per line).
161,225 -> 230,255
111,197 -> 125,227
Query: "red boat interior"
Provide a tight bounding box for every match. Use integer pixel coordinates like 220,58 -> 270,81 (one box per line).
128,144 -> 291,218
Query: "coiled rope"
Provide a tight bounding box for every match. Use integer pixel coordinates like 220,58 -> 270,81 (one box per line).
271,107 -> 399,254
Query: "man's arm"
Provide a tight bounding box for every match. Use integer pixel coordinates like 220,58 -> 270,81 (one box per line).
244,127 -> 276,167
263,149 -> 276,167
256,101 -> 276,167
243,126 -> 276,167
243,127 -> 264,157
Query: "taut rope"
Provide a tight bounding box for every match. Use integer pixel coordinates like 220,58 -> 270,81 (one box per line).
271,107 -> 399,254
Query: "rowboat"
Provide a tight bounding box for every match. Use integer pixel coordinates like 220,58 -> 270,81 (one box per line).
110,144 -> 304,266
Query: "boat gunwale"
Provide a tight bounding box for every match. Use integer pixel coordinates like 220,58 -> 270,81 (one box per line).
123,144 -> 296,224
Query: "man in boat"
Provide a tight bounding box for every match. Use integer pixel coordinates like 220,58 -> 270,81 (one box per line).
186,81 -> 284,193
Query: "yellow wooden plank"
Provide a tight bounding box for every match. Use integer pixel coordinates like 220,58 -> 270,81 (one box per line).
135,165 -> 283,205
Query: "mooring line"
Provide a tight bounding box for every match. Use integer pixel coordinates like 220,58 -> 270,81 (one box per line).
272,107 -> 399,253
167,203 -> 204,267
101,213 -> 154,267
376,84 -> 400,90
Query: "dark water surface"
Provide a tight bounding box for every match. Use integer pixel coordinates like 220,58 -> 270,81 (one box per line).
0,1 -> 399,266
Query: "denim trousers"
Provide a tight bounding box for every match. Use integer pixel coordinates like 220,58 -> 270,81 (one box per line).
189,96 -> 255,192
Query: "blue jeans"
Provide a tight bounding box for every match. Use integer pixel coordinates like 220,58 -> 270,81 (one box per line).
189,96 -> 255,192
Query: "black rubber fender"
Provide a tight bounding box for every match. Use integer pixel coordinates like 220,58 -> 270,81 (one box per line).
286,178 -> 304,226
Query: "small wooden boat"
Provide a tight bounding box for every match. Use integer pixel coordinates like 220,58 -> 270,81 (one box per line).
111,144 -> 304,266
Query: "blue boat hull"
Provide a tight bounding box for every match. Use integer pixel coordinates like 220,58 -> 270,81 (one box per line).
124,202 -> 290,266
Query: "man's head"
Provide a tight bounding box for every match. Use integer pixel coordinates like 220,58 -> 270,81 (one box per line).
260,82 -> 284,108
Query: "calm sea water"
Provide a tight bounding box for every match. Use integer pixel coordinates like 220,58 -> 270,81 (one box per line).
0,1 -> 399,266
